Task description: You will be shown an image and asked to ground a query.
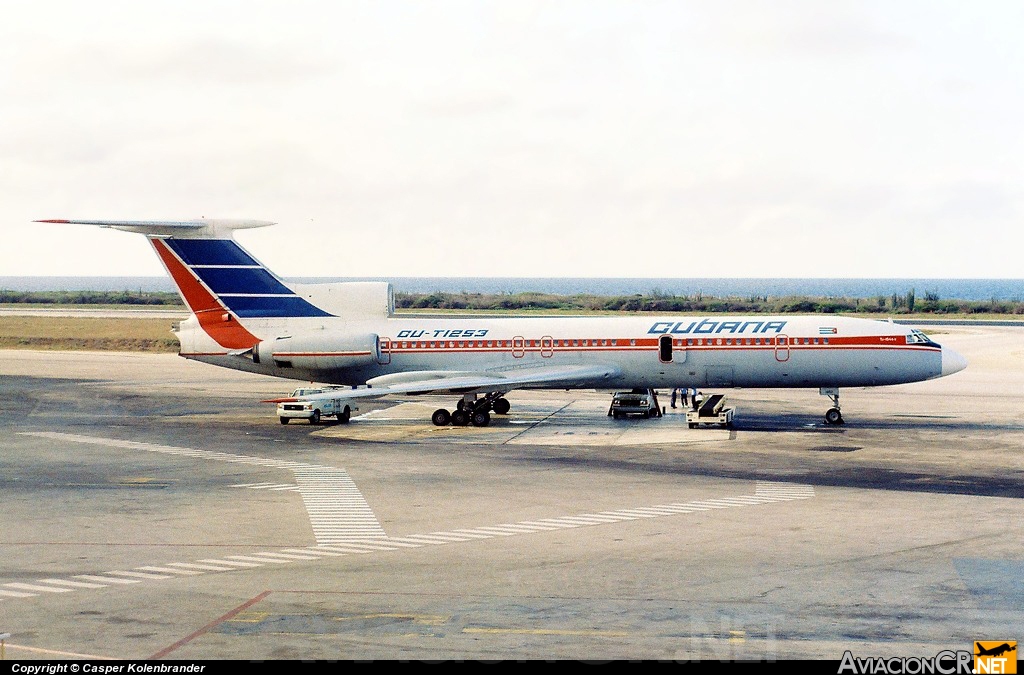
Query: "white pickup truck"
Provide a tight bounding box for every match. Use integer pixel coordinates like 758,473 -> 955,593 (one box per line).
277,387 -> 356,425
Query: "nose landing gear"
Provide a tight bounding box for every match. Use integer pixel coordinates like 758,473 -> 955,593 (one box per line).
820,387 -> 844,425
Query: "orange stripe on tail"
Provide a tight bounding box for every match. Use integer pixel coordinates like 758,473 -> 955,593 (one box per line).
150,238 -> 259,350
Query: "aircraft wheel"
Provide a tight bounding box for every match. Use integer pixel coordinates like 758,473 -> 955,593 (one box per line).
431,409 -> 451,426
470,410 -> 490,427
451,409 -> 470,426
337,406 -> 351,424
492,398 -> 511,415
280,417 -> 289,425
824,408 -> 844,425
310,409 -> 321,425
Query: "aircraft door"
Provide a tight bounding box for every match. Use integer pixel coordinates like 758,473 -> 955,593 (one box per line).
512,336 -> 525,358
774,334 -> 790,362
659,335 -> 673,363
541,336 -> 554,358
673,337 -> 687,363
377,337 -> 391,365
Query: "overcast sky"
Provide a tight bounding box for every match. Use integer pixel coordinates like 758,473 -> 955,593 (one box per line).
2,1 -> 1022,279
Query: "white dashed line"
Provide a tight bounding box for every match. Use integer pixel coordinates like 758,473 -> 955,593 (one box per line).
222,555 -> 285,565
198,559 -> 262,568
136,566 -> 203,576
7,432 -> 816,606
106,571 -> 172,580
245,552 -> 321,561
167,562 -> 235,572
35,578 -> 109,589
74,575 -> 142,585
4,583 -> 73,594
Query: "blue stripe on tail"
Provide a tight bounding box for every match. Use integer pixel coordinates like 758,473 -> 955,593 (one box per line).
165,239 -> 332,318
198,267 -> 292,295
166,239 -> 260,266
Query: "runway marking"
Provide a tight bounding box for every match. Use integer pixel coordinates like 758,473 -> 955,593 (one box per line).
199,558 -> 261,568
458,525 -> 544,535
243,551 -> 321,561
168,562 -> 234,572
4,582 -> 73,594
224,555 -> 285,565
36,578 -> 109,589
317,542 -> 403,552
106,570 -> 172,580
312,544 -> 388,554
395,533 -> 488,543
1,642 -> 118,660
231,482 -> 301,492
293,466 -> 388,543
22,431 -> 386,546
149,590 -> 272,660
463,626 -> 630,637
136,566 -> 203,576
5,436 -> 818,605
518,519 -> 591,528
74,575 -> 141,585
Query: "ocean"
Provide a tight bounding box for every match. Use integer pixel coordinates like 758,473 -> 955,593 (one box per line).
2,277 -> 1023,301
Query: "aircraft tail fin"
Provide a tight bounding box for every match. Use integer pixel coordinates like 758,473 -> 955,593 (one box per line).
35,218 -> 346,351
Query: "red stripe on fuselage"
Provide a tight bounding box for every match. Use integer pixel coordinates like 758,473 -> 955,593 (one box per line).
150,238 -> 259,350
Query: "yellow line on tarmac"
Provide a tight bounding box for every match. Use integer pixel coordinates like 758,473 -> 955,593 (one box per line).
330,613 -> 449,626
463,627 -> 629,637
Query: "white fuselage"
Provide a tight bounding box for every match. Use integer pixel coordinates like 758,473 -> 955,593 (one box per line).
177,313 -> 948,391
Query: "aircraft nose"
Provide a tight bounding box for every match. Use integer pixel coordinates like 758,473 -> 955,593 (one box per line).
941,346 -> 968,376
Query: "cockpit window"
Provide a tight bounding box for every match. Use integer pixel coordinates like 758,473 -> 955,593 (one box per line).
906,329 -> 936,346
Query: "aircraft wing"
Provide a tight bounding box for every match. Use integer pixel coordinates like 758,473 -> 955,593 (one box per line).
268,363 -> 621,404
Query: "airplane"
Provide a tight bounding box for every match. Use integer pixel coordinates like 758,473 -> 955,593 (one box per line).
38,218 -> 968,427
975,643 -> 1016,658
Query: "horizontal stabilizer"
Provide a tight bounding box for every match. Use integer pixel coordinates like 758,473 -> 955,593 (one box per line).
35,218 -> 274,238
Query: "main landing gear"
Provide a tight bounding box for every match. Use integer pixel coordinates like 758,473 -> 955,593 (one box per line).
820,387 -> 844,425
432,392 -> 510,428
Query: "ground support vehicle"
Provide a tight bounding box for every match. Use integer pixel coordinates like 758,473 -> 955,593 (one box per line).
685,394 -> 734,428
608,388 -> 663,419
277,387 -> 356,424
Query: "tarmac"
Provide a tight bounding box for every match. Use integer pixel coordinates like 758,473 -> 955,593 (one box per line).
0,323 -> 1021,661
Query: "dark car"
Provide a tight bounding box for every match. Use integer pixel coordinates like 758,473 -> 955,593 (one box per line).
608,389 -> 662,419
